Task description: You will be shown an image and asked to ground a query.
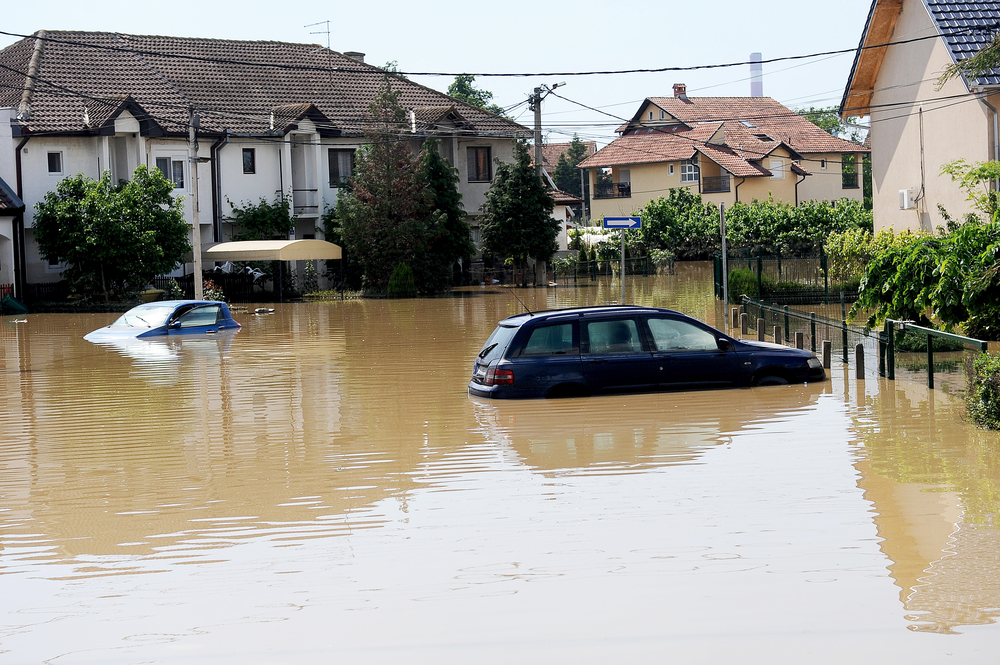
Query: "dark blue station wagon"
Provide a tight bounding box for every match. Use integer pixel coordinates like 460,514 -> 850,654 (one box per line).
469,306 -> 826,399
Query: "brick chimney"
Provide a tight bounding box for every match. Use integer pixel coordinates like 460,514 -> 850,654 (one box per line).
673,83 -> 688,100
344,51 -> 365,63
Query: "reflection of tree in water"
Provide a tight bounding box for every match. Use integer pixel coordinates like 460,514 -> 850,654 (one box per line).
853,379 -> 1000,633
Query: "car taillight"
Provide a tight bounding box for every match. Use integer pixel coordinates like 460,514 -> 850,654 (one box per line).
485,367 -> 514,386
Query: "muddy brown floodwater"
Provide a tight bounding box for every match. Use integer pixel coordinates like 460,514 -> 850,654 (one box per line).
2,264 -> 1000,663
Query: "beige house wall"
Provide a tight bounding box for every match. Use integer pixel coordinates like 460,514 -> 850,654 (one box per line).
587,147 -> 808,221
797,152 -> 865,203
869,0 -> 996,232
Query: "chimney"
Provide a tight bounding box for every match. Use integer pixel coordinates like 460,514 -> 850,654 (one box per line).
750,53 -> 763,97
344,51 -> 366,63
673,83 -> 688,100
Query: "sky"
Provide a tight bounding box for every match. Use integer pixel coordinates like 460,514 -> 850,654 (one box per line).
0,0 -> 876,147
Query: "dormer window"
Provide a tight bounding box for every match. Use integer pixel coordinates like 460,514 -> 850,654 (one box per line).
648,111 -> 654,121
660,110 -> 666,120
754,133 -> 772,141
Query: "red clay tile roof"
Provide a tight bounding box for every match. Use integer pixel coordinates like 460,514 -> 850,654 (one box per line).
578,123 -> 719,169
643,96 -> 865,154
538,141 -> 597,169
0,31 -> 529,138
550,188 -> 582,204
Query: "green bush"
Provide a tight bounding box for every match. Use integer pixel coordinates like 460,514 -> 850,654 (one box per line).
728,268 -> 773,298
967,353 -> 1000,429
894,329 -> 965,352
387,263 -> 417,298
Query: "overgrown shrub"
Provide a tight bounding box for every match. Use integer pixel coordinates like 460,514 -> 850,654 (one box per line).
163,279 -> 185,300
387,263 -> 417,298
967,353 -> 1000,430
203,279 -> 226,302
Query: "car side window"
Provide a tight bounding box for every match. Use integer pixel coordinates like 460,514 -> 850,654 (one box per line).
521,323 -> 577,356
584,319 -> 642,354
175,305 -> 221,328
647,318 -> 718,351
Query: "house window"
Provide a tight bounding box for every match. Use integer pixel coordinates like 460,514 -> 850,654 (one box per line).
468,147 -> 492,182
820,159 -> 827,170
328,148 -> 355,186
668,164 -> 675,176
243,148 -> 256,174
648,111 -> 654,121
680,158 -> 699,183
769,159 -> 784,179
47,152 -> 63,175
155,156 -> 185,188
660,110 -> 666,120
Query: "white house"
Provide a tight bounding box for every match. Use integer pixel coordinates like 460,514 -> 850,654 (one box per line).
0,31 -> 529,297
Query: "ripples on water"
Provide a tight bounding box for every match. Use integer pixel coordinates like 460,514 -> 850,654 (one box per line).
2,269 -> 1000,662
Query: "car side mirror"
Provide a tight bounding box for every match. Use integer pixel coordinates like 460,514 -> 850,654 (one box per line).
717,339 -> 733,352
169,321 -> 181,329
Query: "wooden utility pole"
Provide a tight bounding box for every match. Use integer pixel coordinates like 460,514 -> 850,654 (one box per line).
189,108 -> 204,300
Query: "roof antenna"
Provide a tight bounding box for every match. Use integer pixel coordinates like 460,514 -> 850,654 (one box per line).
305,20 -> 330,51
508,286 -> 533,316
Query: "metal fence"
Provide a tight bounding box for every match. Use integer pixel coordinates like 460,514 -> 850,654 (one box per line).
715,253 -> 859,305
151,274 -> 260,303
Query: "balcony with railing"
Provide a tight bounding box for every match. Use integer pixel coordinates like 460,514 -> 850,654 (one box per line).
842,172 -> 859,189
292,188 -> 320,217
702,175 -> 731,193
594,182 -> 631,199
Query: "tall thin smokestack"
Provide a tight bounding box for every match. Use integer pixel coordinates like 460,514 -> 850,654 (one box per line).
750,52 -> 763,97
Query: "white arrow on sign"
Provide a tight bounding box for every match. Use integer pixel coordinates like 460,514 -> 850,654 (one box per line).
603,216 -> 642,229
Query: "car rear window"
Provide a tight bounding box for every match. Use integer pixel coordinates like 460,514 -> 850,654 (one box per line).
477,324 -> 519,364
521,323 -> 576,356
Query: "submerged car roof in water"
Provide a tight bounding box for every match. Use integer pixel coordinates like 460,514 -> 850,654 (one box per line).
83,300 -> 241,342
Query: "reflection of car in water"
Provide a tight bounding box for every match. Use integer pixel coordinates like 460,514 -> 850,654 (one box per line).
471,380 -> 828,473
83,300 -> 241,342
469,306 -> 826,399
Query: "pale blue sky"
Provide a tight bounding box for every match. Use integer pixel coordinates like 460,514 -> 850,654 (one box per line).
1,0 -> 876,145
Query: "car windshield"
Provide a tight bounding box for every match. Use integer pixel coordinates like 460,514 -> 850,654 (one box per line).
477,324 -> 519,364
110,304 -> 176,329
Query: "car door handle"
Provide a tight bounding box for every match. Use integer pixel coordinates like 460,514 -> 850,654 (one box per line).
587,359 -> 606,364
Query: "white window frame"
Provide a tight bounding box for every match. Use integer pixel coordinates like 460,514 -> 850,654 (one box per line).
820,159 -> 827,170
668,164 -> 675,175
769,159 -> 784,180
648,111 -> 654,121
680,159 -> 699,183
46,150 -> 65,176
154,154 -> 187,190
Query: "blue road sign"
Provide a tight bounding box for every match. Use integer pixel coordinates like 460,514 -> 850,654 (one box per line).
603,216 -> 642,229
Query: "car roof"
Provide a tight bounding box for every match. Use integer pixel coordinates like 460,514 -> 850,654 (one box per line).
499,305 -> 682,327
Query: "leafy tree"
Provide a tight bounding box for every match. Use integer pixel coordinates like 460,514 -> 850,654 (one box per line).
227,196 -> 295,240
639,188 -> 720,259
336,77 -> 443,293
447,74 -> 507,117
420,137 -> 473,285
940,158 -> 1000,219
480,140 -> 558,286
797,106 -> 848,137
725,197 -> 871,255
552,134 -> 590,197
33,165 -> 191,301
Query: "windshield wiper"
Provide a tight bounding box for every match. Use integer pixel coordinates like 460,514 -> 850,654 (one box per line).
478,343 -> 498,359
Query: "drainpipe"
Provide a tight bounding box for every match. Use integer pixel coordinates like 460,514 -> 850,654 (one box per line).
210,131 -> 229,242
980,95 -> 999,195
13,135 -> 30,299
795,172 -> 806,206
735,176 -> 746,204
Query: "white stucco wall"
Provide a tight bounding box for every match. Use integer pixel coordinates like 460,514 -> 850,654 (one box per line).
869,0 -> 996,232
796,152 -> 866,203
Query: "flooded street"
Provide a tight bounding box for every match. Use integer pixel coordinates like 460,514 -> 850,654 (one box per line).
2,263 -> 1000,663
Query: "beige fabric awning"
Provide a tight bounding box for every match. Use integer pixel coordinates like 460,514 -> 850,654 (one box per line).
203,239 -> 342,262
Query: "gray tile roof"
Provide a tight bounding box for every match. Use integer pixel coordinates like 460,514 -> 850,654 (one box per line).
0,31 -> 529,139
926,1 -> 1000,86
0,176 -> 25,213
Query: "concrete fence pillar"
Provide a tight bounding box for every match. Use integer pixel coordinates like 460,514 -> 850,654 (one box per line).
740,312 -> 748,336
757,318 -> 765,341
731,307 -> 739,329
795,332 -> 804,349
822,340 -> 832,369
774,325 -> 782,344
856,343 -> 865,379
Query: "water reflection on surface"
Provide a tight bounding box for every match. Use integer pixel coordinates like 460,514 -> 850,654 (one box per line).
2,267 -> 1000,662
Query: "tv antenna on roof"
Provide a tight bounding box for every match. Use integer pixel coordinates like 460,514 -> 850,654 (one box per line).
305,20 -> 330,51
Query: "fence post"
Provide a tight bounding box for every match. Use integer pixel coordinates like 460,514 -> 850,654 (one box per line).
795,332 -> 804,349
756,255 -> 763,300
784,306 -> 790,343
856,343 -> 865,379
843,320 -> 849,365
740,312 -> 748,336
927,335 -> 935,390
731,307 -> 739,329
885,321 -> 895,381
822,340 -> 832,369
774,325 -> 782,345
757,318 -> 765,341
878,332 -> 885,376
810,312 -> 817,353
